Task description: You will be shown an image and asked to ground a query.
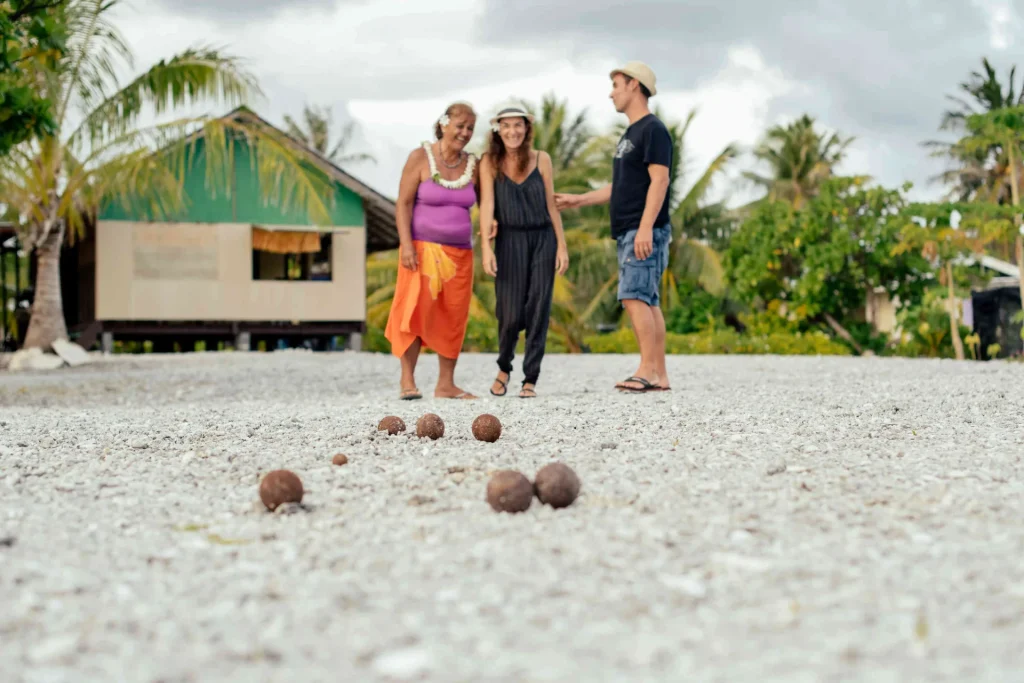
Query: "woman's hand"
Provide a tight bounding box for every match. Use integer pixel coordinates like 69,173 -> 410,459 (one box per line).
483,249 -> 498,277
400,242 -> 418,271
556,243 -> 569,275
488,220 -> 499,239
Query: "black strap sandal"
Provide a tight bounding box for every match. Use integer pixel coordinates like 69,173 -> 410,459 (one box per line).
615,376 -> 656,392
519,384 -> 537,398
490,376 -> 508,397
400,388 -> 423,400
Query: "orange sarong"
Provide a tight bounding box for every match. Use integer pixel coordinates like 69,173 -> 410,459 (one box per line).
385,240 -> 474,359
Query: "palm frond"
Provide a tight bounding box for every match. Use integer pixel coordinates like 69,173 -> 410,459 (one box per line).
69,47 -> 259,147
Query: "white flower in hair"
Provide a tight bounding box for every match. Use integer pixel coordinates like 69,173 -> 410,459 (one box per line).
438,114 -> 450,127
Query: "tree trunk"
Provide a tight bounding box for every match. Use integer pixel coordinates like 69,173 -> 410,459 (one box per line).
1006,141 -> 1024,318
946,261 -> 964,361
22,219 -> 69,350
822,312 -> 863,354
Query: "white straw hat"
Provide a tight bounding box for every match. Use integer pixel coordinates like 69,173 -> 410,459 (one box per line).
489,103 -> 534,127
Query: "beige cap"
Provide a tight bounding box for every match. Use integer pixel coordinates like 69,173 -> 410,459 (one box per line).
610,61 -> 657,96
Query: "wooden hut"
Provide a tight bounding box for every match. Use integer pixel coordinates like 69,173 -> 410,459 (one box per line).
62,107 -> 398,352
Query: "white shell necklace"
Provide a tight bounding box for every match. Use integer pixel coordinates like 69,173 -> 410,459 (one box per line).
423,141 -> 476,190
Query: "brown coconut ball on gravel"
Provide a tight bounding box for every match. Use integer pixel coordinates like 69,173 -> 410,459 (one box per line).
259,470 -> 304,511
471,414 -> 502,442
486,470 -> 533,513
416,413 -> 445,440
534,463 -> 581,509
377,416 -> 406,435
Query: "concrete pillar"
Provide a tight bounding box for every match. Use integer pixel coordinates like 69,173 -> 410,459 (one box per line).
348,332 -> 362,352
101,331 -> 114,355
235,331 -> 251,352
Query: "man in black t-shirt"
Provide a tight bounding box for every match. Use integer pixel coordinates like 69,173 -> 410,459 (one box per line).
555,61 -> 673,393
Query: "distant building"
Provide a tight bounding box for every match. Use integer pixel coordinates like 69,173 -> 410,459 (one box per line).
62,107 -> 398,352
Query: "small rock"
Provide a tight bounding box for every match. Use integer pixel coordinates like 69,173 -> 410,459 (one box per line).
599,443 -> 618,451
52,339 -> 91,367
130,440 -> 149,450
373,647 -> 432,680
8,347 -> 66,372
449,472 -> 466,484
766,459 -> 787,476
332,453 -> 349,466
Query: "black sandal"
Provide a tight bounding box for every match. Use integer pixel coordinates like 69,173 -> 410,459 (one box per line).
615,376 -> 656,392
519,384 -> 537,398
490,376 -> 508,397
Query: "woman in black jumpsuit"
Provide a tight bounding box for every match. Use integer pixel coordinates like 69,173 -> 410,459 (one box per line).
479,104 -> 569,398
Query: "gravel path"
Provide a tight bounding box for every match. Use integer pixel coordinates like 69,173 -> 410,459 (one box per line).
2,351 -> 1023,682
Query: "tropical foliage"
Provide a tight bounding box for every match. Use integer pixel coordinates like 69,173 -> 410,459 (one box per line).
1,5 -> 1020,363
0,0 -> 336,350
0,0 -> 67,155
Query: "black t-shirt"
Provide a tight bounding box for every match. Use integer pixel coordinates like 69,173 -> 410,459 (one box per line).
610,113 -> 673,237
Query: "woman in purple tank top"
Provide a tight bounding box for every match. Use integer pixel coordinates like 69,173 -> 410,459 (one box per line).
384,102 -> 481,400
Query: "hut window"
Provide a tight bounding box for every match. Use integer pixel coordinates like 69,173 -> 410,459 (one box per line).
251,227 -> 332,281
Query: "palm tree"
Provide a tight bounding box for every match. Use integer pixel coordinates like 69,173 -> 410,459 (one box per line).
0,0 -> 336,351
283,104 -> 375,167
743,114 -> 855,208
927,58 -> 1024,210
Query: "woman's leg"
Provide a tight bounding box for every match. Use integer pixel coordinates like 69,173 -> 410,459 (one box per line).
435,352 -> 476,398
521,231 -> 557,394
399,337 -> 422,397
494,231 -> 528,393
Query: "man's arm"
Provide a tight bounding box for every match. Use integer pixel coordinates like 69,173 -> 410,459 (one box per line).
632,163 -> 669,260
554,184 -> 611,211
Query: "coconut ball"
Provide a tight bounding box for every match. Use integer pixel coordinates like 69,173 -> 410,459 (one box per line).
377,416 -> 406,436
259,469 -> 304,511
471,414 -> 502,442
416,413 -> 445,440
332,453 -> 349,466
486,470 -> 533,513
534,463 -> 580,509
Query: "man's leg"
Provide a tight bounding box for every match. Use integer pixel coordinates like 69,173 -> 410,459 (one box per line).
621,299 -> 660,388
651,305 -> 669,389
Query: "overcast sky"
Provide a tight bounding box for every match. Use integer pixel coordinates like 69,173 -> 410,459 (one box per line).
109,0 -> 1021,205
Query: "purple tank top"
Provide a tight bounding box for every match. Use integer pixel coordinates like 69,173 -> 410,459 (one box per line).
411,180 -> 475,250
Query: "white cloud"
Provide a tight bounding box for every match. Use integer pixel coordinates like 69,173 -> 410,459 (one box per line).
103,0 -> 948,207
972,0 -> 1020,50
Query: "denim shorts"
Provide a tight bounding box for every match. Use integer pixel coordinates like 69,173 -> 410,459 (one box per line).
616,224 -> 672,307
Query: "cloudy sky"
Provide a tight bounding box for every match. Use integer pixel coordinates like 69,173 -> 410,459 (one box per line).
109,0 -> 1021,205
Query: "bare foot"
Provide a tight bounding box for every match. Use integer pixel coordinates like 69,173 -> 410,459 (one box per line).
490,372 -> 509,396
399,381 -> 422,400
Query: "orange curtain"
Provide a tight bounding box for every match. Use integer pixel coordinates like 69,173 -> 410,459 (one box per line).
251,226 -> 321,254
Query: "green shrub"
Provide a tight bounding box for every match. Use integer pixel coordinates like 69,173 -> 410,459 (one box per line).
665,282 -> 724,334
583,326 -> 850,356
